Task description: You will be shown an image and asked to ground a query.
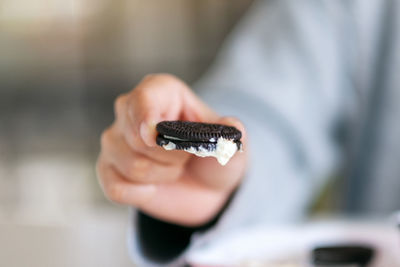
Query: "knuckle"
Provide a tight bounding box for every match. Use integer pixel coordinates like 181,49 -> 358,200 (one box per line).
132,158 -> 151,179
153,73 -> 178,81
106,184 -> 126,203
171,166 -> 183,179
95,156 -> 105,177
141,73 -> 183,91
143,73 -> 177,82
113,94 -> 127,118
161,166 -> 182,182
95,158 -> 106,185
142,73 -> 157,82
124,132 -> 139,151
123,163 -> 136,179
100,128 -> 112,149
136,85 -> 153,103
157,73 -> 183,87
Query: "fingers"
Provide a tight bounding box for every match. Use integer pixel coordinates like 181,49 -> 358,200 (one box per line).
96,158 -> 157,206
186,116 -> 248,191
113,74 -> 218,165
132,74 -> 218,146
123,74 -> 218,147
96,74 -> 249,224
138,175 -> 231,226
100,74 -> 248,201
117,115 -> 190,165
100,125 -> 184,184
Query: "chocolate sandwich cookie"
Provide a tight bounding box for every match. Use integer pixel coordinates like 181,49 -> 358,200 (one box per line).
156,120 -> 242,165
312,245 -> 374,266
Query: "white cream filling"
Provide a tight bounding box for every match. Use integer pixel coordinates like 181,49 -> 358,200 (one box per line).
162,142 -> 176,150
162,137 -> 240,166
163,135 -> 189,141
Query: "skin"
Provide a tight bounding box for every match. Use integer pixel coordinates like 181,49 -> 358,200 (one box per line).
96,74 -> 248,227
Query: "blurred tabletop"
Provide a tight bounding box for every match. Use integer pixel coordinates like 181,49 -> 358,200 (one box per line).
186,219 -> 400,267
1,215 -> 400,267
0,212 -> 134,267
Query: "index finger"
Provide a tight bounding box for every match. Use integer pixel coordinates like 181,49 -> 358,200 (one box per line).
129,74 -> 218,146
119,74 -> 218,163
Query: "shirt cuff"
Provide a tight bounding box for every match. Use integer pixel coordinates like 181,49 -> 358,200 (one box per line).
127,190 -> 237,266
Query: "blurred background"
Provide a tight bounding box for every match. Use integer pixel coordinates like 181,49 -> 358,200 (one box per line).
2,1 -> 400,266
0,0 -> 253,266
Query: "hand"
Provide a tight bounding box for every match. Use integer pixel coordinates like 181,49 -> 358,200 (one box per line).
96,74 -> 248,226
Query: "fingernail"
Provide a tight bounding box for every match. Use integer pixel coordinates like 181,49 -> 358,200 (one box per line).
140,122 -> 155,147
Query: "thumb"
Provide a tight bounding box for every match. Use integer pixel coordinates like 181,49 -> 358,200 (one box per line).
216,116 -> 247,143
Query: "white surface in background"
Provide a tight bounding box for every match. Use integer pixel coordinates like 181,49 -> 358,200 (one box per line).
0,211 -> 133,267
0,154 -> 135,266
187,220 -> 400,267
8,155 -> 95,224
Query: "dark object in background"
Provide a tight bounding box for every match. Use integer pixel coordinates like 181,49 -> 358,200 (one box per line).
311,244 -> 375,266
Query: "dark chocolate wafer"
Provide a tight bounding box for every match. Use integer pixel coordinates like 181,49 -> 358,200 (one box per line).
155,120 -> 242,165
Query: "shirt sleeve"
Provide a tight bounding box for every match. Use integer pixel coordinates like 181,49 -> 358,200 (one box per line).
128,0 -> 354,265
